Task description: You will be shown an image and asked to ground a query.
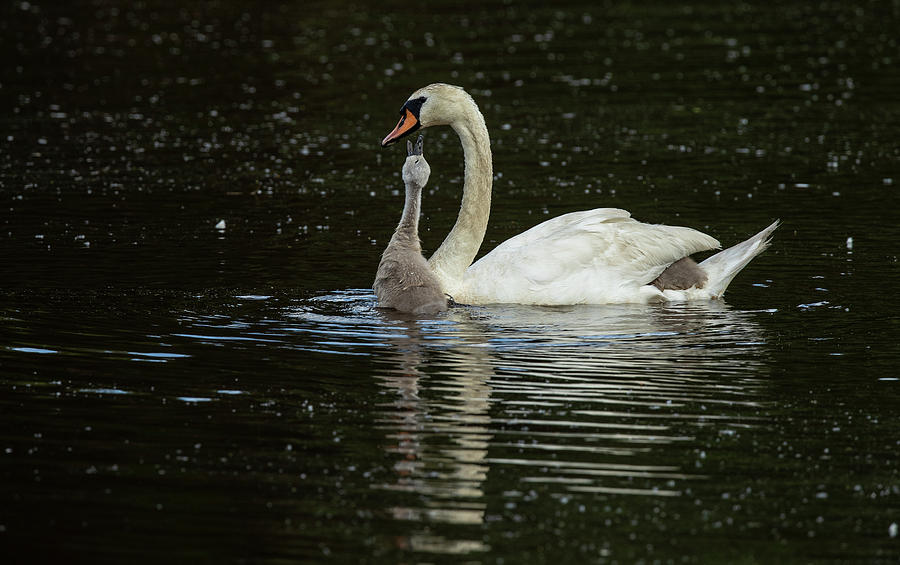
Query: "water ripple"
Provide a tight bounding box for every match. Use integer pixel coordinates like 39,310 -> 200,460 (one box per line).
302,290 -> 777,542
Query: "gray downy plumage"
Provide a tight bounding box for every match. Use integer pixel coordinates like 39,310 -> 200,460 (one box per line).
651,256 -> 708,290
374,135 -> 448,314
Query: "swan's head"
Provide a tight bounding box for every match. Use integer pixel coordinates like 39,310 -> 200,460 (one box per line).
402,135 -> 430,188
381,83 -> 473,147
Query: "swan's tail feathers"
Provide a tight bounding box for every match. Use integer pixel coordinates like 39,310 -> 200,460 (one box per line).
699,220 -> 780,298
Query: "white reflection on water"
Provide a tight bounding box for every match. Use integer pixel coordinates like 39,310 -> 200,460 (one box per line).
290,290 -> 771,557
371,316 -> 493,554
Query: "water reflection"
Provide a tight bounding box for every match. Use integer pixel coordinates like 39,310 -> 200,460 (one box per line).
373,315 -> 494,554
1,290 -> 773,560
321,293 -> 773,557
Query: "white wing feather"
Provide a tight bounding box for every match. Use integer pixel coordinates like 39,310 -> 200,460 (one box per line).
458,208 -> 720,304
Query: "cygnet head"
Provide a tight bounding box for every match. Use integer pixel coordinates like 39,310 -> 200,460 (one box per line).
381,83 -> 474,147
402,135 -> 430,188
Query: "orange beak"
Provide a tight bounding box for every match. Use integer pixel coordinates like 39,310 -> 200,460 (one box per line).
381,109 -> 419,147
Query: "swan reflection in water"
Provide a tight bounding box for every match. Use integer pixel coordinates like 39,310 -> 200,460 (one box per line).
368,300 -> 771,556
372,311 -> 494,555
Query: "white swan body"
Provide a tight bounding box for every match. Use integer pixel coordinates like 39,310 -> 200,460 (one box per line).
463,209 -> 716,305
381,83 -> 777,305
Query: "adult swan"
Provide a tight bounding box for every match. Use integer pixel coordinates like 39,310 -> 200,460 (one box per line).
381,83 -> 778,305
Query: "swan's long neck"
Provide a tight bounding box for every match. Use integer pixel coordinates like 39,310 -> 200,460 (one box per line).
392,183 -> 423,251
427,101 -> 492,290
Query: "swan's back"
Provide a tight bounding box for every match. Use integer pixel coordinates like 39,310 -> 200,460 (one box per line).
460,208 -> 721,305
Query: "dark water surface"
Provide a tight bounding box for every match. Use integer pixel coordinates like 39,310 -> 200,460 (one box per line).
3,1 -> 900,563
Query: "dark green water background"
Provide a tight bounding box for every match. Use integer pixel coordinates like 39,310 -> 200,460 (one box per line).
2,1 -> 899,563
